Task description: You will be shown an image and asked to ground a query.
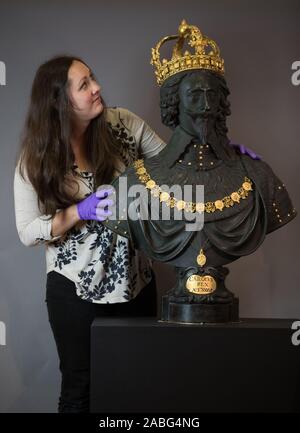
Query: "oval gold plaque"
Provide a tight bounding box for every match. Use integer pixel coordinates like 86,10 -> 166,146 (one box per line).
186,274 -> 217,294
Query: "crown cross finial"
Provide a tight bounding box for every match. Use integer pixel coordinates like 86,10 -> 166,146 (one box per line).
150,20 -> 225,86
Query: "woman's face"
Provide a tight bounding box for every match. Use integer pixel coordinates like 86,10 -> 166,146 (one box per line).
68,60 -> 103,124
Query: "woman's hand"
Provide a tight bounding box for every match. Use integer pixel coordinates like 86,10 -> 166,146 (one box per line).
76,188 -> 114,221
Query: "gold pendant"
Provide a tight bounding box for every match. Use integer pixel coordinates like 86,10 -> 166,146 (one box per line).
197,249 -> 207,267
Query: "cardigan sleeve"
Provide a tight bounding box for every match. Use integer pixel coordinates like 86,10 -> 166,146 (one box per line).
14,163 -> 63,247
117,107 -> 166,158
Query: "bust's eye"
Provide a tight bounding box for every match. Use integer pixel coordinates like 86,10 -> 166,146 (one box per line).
189,89 -> 202,95
208,90 -> 216,99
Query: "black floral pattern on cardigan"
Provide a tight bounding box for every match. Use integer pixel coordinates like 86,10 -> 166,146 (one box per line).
51,117 -> 151,302
107,112 -> 137,167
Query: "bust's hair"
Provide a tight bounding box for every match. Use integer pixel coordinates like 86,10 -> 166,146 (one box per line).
160,69 -> 231,138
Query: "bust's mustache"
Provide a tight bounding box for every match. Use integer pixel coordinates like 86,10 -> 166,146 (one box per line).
182,107 -> 216,120
181,108 -> 216,143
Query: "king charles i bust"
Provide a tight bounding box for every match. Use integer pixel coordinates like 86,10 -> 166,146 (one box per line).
103,20 -> 296,323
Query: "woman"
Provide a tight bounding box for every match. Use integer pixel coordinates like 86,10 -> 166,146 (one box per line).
14,56 -> 166,412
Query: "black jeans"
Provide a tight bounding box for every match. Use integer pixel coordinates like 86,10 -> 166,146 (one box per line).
46,270 -> 157,413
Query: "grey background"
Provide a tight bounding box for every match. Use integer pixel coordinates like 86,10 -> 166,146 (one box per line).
0,0 -> 299,412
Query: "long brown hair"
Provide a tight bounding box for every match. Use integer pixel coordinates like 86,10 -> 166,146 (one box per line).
17,55 -> 120,216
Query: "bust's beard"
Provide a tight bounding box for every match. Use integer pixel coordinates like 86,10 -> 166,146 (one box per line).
181,107 -> 215,144
182,109 -> 233,161
191,117 -> 209,144
164,108 -> 234,167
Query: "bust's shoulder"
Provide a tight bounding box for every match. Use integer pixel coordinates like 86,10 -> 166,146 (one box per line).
240,153 -> 296,220
240,155 -> 279,182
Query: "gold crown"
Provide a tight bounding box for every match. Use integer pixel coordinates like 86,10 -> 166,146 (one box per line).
151,20 -> 225,86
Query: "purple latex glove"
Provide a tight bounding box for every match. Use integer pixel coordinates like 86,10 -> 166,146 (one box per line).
229,141 -> 261,160
77,188 -> 114,221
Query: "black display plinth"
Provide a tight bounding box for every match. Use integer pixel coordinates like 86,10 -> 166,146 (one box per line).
90,318 -> 300,413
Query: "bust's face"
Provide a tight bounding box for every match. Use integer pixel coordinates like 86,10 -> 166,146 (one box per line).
178,71 -> 220,118
178,70 -> 221,139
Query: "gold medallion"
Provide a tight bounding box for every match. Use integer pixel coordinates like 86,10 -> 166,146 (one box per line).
242,181 -> 252,191
151,186 -> 161,197
196,202 -> 205,213
231,192 -> 240,203
205,202 -> 216,213
134,159 -> 143,168
160,192 -> 170,202
146,180 -> 156,189
137,167 -> 146,175
186,274 -> 217,294
197,249 -> 206,267
176,200 -> 186,210
215,200 -> 224,211
185,202 -> 196,212
168,197 -> 176,207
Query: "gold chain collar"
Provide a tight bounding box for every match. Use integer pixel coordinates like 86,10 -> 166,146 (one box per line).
133,159 -> 253,213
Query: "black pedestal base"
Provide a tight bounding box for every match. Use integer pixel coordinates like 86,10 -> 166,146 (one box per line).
161,295 -> 239,323
91,318 -> 300,413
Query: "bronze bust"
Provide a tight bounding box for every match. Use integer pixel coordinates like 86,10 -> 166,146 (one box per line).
103,20 -> 296,323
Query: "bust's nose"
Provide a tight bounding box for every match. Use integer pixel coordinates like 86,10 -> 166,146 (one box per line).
203,91 -> 210,111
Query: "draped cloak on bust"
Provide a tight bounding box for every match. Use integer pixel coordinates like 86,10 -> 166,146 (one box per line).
103,126 -> 296,269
